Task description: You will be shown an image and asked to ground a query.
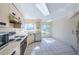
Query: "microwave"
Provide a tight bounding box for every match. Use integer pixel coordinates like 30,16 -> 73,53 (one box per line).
0,32 -> 9,49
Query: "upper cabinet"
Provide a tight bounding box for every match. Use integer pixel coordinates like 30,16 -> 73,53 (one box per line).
9,4 -> 23,28
0,3 -> 9,27
0,3 -> 24,28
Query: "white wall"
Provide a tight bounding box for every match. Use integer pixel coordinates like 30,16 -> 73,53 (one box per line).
52,14 -> 79,50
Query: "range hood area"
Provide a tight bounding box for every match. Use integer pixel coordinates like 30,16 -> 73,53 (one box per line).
9,13 -> 21,24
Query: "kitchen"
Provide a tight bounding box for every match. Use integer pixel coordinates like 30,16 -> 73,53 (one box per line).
0,3 -> 41,55
0,3 -> 79,55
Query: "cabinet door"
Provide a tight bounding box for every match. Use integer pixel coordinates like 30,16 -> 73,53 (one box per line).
14,45 -> 20,55
27,34 -> 34,46
15,47 -> 20,55
9,4 -> 23,23
11,45 -> 20,55
0,4 -> 9,27
9,4 -> 20,19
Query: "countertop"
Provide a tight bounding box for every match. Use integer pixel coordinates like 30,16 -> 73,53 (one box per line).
0,34 -> 28,55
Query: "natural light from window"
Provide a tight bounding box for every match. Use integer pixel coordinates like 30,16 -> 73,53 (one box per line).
21,24 -> 35,32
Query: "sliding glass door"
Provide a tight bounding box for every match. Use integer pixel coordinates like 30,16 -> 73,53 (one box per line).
41,22 -> 52,38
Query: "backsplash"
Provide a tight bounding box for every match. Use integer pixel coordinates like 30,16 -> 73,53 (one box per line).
0,28 -> 15,32
0,28 -> 28,36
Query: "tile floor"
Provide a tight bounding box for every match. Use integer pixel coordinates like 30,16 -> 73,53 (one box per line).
24,38 -> 76,55
24,42 -> 41,55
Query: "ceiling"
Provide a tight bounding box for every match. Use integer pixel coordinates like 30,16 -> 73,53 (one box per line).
14,3 -> 79,21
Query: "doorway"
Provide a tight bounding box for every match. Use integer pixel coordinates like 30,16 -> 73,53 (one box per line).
41,22 -> 53,38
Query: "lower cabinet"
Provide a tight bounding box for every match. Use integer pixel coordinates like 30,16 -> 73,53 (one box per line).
11,50 -> 16,55
11,44 -> 20,55
15,45 -> 20,55
11,37 -> 27,55
27,34 -> 34,46
10,34 -> 35,55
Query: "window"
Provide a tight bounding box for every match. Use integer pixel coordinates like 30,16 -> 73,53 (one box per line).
41,24 -> 50,32
22,24 -> 35,32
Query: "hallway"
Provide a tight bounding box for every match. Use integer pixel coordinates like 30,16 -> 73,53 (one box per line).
24,38 -> 76,55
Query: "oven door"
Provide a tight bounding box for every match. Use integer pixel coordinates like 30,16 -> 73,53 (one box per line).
0,35 -> 3,47
0,33 -> 9,48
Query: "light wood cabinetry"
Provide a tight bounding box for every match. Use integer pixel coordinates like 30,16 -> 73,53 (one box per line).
14,44 -> 20,55
9,4 -> 23,28
0,3 -> 24,28
0,3 -> 9,27
27,34 -> 34,46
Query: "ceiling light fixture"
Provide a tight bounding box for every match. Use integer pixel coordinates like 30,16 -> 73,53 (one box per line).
35,3 -> 50,16
47,20 -> 53,22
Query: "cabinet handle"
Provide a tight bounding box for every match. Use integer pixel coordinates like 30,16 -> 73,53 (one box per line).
11,51 -> 16,55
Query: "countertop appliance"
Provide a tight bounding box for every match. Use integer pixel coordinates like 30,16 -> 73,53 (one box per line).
0,32 -> 9,49
8,32 -> 16,41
